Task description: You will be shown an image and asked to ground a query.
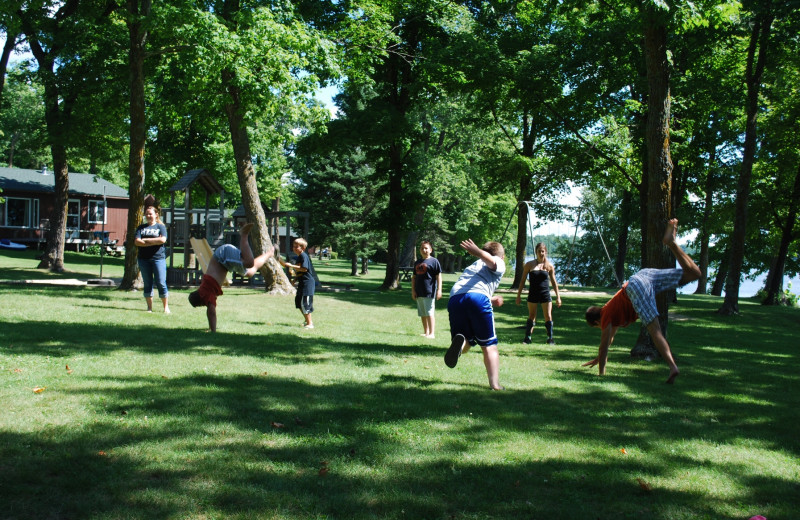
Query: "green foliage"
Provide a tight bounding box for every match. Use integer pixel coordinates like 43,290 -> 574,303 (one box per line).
83,244 -> 102,256
0,64 -> 48,168
292,142 -> 384,261
757,283 -> 800,308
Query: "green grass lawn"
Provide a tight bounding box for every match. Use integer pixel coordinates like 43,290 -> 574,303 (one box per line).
1,250 -> 799,519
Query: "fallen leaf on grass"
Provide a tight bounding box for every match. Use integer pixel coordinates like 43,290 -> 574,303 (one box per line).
97,451 -> 108,457
13,368 -> 23,373
33,386 -> 46,394
636,477 -> 652,492
620,448 -> 627,455
66,364 -> 73,375
318,467 -> 329,477
271,422 -> 284,429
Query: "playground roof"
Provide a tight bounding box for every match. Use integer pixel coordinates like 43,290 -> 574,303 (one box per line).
168,168 -> 224,195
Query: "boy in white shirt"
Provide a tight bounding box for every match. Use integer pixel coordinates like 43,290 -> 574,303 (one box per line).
445,239 -> 506,390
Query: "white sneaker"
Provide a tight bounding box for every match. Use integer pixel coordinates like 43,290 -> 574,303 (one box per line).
303,324 -> 314,329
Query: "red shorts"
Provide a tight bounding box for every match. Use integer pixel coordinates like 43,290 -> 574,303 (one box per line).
197,274 -> 223,306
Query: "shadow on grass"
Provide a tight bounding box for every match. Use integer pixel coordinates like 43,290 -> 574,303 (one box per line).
2,368 -> 798,519
2,284 -> 799,518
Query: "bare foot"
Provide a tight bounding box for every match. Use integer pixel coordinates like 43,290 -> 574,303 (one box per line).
666,368 -> 679,384
240,222 -> 254,235
662,218 -> 678,246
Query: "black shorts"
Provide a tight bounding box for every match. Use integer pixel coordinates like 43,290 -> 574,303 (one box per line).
295,292 -> 314,314
527,290 -> 552,304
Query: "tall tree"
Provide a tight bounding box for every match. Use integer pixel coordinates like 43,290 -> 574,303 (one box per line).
634,1 -> 675,353
194,0 -> 336,293
330,0 -> 473,290
118,0 -> 150,291
719,2 -> 774,315
17,0 -> 86,271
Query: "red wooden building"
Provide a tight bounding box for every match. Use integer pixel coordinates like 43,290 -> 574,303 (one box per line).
0,166 -> 130,250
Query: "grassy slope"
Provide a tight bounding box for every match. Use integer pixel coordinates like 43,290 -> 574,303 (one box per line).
1,250 -> 798,519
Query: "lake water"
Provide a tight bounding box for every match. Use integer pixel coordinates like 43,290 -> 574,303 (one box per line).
677,272 -> 800,297
522,257 -> 799,297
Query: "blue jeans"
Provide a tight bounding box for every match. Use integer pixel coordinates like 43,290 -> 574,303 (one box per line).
138,257 -> 168,299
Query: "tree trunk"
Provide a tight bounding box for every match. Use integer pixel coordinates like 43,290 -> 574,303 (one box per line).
694,159 -> 716,294
400,208 -> 425,267
379,144 -> 404,290
350,252 -> 358,276
763,161 -> 800,305
361,256 -> 369,275
632,10 -> 673,359
0,32 -> 18,105
614,190 -> 632,283
511,183 -> 533,290
38,146 -> 69,272
36,67 -> 70,272
222,68 -> 293,295
710,247 -> 728,296
24,20 -> 74,272
719,9 -> 773,315
119,0 -> 150,291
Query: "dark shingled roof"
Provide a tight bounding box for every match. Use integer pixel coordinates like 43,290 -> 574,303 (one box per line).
168,168 -> 224,194
0,166 -> 128,198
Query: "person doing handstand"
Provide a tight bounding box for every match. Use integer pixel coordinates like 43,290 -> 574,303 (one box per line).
583,219 -> 701,384
188,223 -> 273,332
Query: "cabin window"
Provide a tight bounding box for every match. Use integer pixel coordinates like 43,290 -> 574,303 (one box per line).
0,197 -> 39,228
88,200 -> 106,224
67,199 -> 80,229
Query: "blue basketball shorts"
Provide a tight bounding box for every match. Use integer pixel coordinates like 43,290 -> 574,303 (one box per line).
447,292 -> 498,347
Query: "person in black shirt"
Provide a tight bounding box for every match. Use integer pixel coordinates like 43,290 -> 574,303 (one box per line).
278,238 -> 316,329
515,242 -> 561,344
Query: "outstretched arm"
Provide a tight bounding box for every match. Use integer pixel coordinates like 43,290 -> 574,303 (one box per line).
460,239 -> 497,270
277,255 -> 308,273
582,324 -> 616,375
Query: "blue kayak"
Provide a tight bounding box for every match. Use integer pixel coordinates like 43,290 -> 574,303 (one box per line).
0,239 -> 27,250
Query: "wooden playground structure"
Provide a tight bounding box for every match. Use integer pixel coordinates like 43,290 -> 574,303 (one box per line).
162,168 -> 311,287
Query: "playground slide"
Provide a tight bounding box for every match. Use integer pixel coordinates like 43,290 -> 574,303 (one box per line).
189,237 -> 231,286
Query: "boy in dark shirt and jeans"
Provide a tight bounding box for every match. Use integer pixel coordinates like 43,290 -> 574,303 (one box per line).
278,238 -> 316,329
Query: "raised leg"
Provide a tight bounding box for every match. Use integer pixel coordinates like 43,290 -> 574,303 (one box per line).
239,223 -> 255,268
663,219 -> 701,285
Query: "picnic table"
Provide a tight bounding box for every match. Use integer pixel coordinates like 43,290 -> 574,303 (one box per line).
399,266 -> 414,282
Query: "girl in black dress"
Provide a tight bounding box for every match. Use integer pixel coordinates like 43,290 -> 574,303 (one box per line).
515,242 -> 561,344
